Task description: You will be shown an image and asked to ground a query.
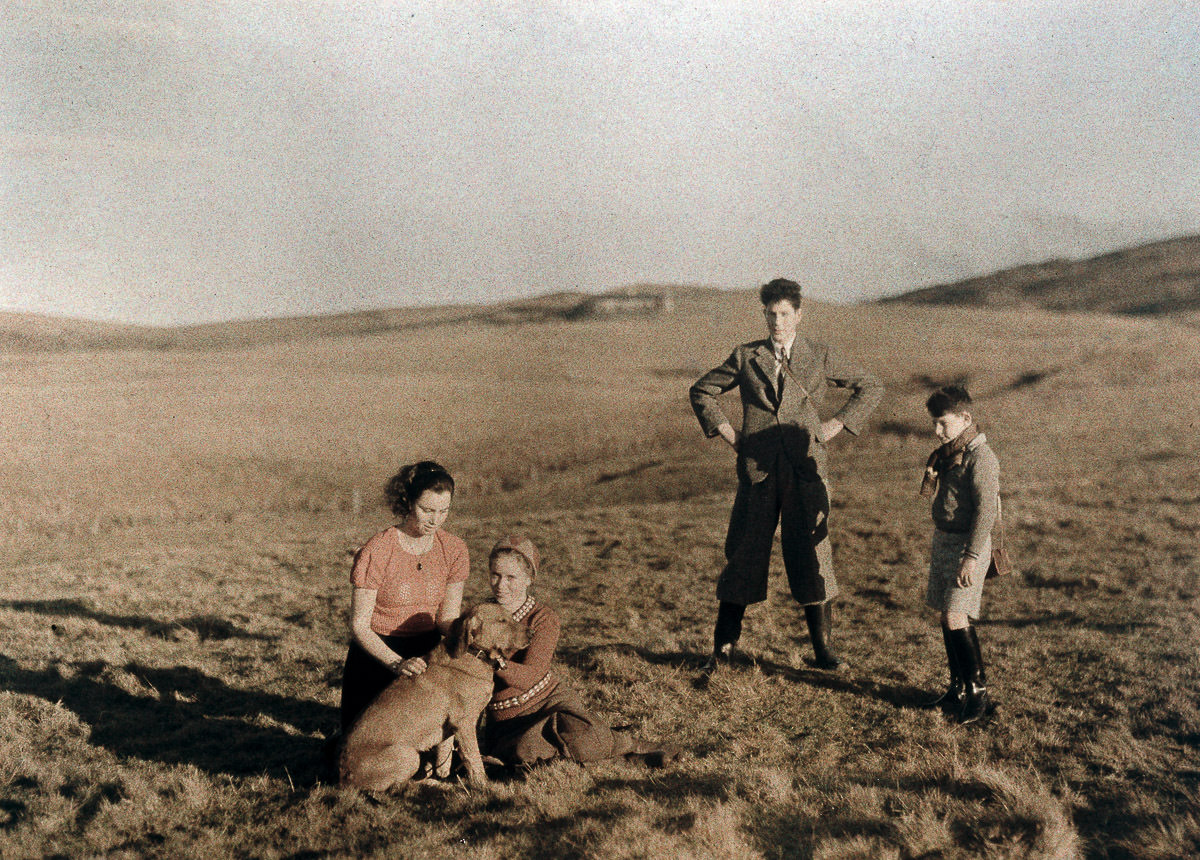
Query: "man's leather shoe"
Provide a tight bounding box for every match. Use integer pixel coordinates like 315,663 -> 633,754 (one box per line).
700,642 -> 734,674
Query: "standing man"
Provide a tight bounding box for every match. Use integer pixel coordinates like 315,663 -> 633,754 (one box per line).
690,278 -> 883,674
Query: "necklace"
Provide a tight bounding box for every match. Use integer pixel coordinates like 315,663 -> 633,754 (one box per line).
394,527 -> 435,569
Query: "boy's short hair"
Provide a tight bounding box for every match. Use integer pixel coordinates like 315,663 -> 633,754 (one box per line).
759,278 -> 802,309
926,385 -> 972,417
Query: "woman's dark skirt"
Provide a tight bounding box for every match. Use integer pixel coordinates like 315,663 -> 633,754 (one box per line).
482,684 -> 634,766
339,629 -> 441,732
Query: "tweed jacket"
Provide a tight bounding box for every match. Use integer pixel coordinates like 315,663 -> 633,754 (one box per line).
690,337 -> 883,485
930,432 -> 1000,560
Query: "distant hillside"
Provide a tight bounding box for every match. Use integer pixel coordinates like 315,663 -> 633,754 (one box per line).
0,306 -> 482,353
0,312 -> 156,353
884,233 -> 1200,316
0,285 -> 696,353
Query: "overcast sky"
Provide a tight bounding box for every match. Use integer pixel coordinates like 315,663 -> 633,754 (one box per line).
3,1 -> 1198,325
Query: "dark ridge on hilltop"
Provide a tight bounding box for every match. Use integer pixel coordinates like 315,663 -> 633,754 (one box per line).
883,233 -> 1200,317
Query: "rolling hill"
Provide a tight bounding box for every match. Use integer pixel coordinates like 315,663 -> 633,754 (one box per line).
883,233 -> 1200,318
10,232 -> 1200,356
0,287 -> 696,353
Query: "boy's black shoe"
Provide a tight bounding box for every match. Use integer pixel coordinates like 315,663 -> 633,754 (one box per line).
319,731 -> 341,783
807,652 -> 845,672
694,643 -> 735,689
921,680 -> 964,710
958,681 -> 994,724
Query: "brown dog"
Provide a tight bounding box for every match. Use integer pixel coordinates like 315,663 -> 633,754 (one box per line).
338,603 -> 530,790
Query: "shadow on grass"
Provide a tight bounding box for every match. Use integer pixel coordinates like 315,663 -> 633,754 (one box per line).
749,657 -> 931,708
400,781 -> 631,859
458,802 -> 630,858
981,610 -> 1158,633
591,769 -> 734,803
559,644 -> 931,708
0,656 -> 334,782
1,598 -> 275,641
748,807 -> 897,859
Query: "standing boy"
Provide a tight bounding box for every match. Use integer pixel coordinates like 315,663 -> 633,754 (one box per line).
920,385 -> 1000,724
689,278 -> 882,674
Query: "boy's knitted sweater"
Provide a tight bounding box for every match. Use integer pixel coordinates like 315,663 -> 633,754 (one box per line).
931,433 -> 1000,560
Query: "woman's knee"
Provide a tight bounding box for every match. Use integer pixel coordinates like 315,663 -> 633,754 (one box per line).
941,610 -> 969,629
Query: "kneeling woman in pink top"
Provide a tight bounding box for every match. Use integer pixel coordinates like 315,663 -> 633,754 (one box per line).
482,535 -> 675,768
339,461 -> 469,732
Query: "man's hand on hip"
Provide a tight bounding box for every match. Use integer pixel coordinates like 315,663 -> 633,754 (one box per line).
819,419 -> 844,442
717,423 -> 741,451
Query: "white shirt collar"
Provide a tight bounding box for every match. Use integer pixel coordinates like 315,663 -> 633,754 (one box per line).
770,334 -> 797,358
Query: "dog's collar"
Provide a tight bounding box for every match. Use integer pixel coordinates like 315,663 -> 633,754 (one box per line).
468,648 -> 505,669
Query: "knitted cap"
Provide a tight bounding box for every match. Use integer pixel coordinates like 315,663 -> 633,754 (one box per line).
489,534 -> 540,578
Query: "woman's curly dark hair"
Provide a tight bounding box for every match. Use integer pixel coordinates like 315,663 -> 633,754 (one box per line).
384,461 -> 455,519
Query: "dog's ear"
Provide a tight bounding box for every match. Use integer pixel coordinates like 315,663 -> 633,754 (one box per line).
445,615 -> 469,658
465,613 -> 483,649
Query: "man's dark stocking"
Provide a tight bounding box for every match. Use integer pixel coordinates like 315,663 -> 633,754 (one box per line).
700,601 -> 745,674
804,602 -> 844,671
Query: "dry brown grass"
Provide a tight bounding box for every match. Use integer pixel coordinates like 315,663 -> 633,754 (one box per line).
2,290 -> 1198,858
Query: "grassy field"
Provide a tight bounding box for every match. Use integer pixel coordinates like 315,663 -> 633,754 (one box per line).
1,290 -> 1198,858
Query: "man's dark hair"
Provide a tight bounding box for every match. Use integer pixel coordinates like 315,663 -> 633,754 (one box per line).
926,385 -> 972,418
759,278 -> 802,309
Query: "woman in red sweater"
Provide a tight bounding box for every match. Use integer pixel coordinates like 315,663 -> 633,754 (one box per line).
482,534 -> 674,768
339,461 -> 469,733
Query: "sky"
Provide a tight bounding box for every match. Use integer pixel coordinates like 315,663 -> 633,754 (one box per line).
2,1 -> 1198,325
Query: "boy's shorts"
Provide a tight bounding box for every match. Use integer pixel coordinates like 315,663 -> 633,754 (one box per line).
926,530 -> 990,619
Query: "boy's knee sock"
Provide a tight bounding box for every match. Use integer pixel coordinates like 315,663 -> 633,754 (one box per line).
948,626 -> 985,689
920,623 -> 966,708
963,625 -> 987,687
941,624 -> 962,685
953,624 -> 993,723
713,601 -> 745,650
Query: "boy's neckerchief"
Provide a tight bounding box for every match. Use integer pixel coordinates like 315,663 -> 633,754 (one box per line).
920,424 -> 979,497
